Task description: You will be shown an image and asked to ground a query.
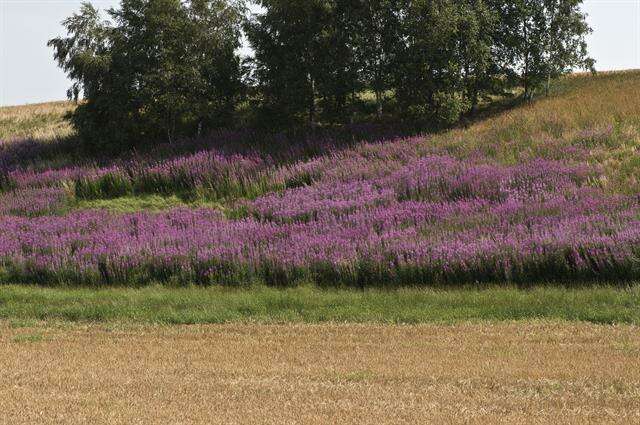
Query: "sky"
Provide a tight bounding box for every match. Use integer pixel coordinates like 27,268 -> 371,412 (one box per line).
0,0 -> 639,107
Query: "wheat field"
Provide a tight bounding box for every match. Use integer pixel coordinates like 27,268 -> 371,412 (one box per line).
2,322 -> 639,424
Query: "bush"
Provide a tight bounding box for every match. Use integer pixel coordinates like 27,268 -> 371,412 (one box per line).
432,92 -> 471,127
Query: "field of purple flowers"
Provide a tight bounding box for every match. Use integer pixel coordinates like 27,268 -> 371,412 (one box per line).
1,73 -> 639,286
0,125 -> 639,286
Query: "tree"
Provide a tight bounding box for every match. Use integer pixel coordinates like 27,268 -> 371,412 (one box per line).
393,0 -> 475,127
245,0 -> 334,126
316,0 -> 361,121
53,0 -> 596,142
47,3 -> 112,103
457,0 -> 501,112
349,0 -> 404,118
49,0 -> 246,148
542,0 -> 595,94
491,0 -> 594,101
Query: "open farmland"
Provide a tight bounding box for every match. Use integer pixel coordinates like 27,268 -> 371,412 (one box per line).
2,322 -> 639,424
1,72 -> 639,288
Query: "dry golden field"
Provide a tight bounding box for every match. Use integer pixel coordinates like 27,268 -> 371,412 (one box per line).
0,101 -> 74,141
1,322 -> 639,424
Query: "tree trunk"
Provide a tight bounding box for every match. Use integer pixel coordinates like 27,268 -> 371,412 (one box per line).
166,114 -> 175,144
308,75 -> 316,126
523,19 -> 532,102
545,73 -> 551,96
470,82 -> 479,114
471,98 -> 478,114
375,90 -> 383,118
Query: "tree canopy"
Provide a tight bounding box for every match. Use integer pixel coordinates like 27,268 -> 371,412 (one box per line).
49,0 -> 245,147
51,0 -> 594,147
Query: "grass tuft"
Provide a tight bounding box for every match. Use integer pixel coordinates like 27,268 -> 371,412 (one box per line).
12,333 -> 45,343
74,195 -> 190,213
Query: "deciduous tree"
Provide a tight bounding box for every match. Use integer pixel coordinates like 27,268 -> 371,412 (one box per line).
50,0 -> 245,148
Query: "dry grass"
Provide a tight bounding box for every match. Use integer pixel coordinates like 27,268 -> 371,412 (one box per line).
1,321 -> 639,424
0,101 -> 74,142
435,70 -> 640,192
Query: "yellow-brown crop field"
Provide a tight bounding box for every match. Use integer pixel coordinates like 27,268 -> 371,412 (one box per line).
2,321 -> 639,424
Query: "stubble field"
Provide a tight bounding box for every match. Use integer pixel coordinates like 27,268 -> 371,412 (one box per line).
2,322 -> 639,424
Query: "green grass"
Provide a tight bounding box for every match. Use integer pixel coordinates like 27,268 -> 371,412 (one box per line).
0,284 -> 638,325
74,195 -> 190,213
11,333 -> 45,343
73,194 -> 234,214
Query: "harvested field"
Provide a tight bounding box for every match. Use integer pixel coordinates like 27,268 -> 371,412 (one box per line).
1,322 -> 639,424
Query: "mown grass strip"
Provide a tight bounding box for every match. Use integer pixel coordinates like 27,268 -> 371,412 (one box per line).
0,284 -> 638,325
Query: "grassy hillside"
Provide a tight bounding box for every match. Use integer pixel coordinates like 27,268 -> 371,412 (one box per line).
2,71 -> 639,192
0,101 -> 74,142
0,71 -> 639,288
436,71 -> 640,193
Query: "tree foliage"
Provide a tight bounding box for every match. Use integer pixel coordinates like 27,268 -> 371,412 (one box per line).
51,0 -> 595,146
246,0 -> 593,128
49,0 -> 245,148
244,0 -> 336,125
491,0 -> 594,99
349,0 -> 405,117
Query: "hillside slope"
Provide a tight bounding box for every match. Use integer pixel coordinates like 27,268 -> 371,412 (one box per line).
3,71 -> 639,192
435,71 -> 640,193
0,71 -> 639,286
0,101 -> 74,142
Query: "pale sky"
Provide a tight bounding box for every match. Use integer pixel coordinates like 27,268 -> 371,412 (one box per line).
0,0 -> 639,107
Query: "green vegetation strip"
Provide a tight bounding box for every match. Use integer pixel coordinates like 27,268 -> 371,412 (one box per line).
0,284 -> 638,325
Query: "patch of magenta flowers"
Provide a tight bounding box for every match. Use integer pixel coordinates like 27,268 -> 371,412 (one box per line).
0,133 -> 638,286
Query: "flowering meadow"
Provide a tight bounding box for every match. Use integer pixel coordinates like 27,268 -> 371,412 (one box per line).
0,123 -> 639,287
2,73 -> 640,286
